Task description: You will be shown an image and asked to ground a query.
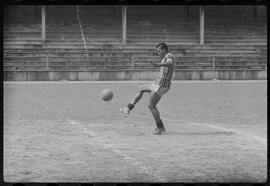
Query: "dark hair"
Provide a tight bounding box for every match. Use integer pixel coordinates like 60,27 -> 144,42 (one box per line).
156,42 -> 168,51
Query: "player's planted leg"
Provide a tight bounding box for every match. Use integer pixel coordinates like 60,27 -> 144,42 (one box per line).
148,91 -> 166,135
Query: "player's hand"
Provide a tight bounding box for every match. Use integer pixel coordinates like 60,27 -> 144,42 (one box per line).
150,61 -> 158,66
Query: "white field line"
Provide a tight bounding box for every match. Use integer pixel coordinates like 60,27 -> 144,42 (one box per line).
68,119 -> 166,182
13,89 -> 165,182
3,80 -> 267,84
160,117 -> 267,145
134,113 -> 266,145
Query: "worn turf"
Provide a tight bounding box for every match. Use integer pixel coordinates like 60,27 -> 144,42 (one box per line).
3,81 -> 267,182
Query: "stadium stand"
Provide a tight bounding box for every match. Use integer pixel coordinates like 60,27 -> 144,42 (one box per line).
3,6 -> 267,80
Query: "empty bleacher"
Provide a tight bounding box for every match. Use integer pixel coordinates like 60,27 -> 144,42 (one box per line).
3,6 -> 267,80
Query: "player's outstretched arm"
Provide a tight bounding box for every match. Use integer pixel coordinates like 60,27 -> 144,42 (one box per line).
149,58 -> 173,67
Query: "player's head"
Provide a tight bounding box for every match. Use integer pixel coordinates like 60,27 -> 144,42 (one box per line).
156,42 -> 168,58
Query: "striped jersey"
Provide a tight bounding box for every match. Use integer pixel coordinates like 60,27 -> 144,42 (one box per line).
155,53 -> 174,89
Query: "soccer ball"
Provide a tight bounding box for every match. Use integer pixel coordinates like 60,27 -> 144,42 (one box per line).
101,89 -> 113,101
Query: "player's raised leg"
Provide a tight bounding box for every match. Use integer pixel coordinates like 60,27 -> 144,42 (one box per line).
120,84 -> 151,114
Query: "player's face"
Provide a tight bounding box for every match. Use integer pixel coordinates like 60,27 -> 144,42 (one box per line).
156,47 -> 166,58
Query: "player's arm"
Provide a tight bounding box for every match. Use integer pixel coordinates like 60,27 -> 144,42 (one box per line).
150,58 -> 173,67
150,55 -> 174,67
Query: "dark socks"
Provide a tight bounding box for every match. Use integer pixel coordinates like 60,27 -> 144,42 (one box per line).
156,120 -> 164,128
127,103 -> 134,110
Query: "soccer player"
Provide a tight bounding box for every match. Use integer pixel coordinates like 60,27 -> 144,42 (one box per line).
120,42 -> 174,135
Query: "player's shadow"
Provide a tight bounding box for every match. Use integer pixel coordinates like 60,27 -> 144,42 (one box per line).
166,131 -> 234,136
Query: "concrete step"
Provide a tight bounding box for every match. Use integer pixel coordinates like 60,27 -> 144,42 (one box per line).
4,33 -> 42,37
4,41 -> 43,45
4,49 -> 266,57
4,42 -> 267,49
127,33 -> 267,37
205,41 -> 266,44
205,37 -> 267,40
133,56 -> 267,62
4,54 -> 266,60
4,65 -> 132,71
4,66 -> 267,73
5,62 -> 266,70
4,61 -> 132,66
4,29 -> 266,37
4,28 -> 42,31
132,64 -> 266,70
4,38 -> 43,42
177,60 -> 266,65
3,44 -> 266,50
127,36 -> 199,40
4,56 -> 131,62
3,51 -> 266,58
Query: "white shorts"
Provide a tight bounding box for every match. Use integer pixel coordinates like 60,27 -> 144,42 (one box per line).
150,83 -> 169,97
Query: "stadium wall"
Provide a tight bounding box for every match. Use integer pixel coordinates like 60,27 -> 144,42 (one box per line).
4,70 -> 267,81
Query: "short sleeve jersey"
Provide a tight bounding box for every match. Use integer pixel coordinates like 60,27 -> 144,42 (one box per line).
155,53 -> 174,89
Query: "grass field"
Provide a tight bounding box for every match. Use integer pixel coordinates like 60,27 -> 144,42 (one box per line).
3,80 -> 267,183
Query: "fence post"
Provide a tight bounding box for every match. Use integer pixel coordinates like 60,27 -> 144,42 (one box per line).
41,6 -> 46,45
122,6 -> 127,44
46,55 -> 49,70
212,56 -> 215,69
199,6 -> 205,45
131,56 -> 134,70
